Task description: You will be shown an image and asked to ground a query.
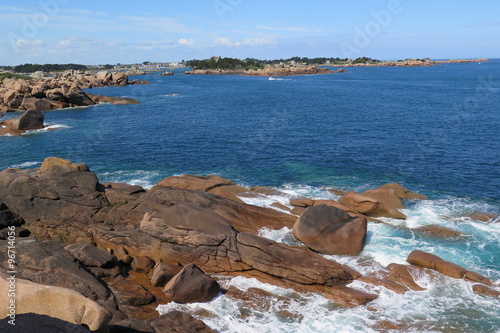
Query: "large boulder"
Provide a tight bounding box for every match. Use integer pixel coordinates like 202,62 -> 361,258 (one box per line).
0,157 -> 109,242
163,263 -> 222,303
64,243 -> 116,268
111,73 -> 128,86
5,109 -> 44,130
20,96 -> 53,111
65,84 -> 95,106
3,90 -> 24,109
338,191 -> 407,219
293,205 -> 367,255
157,174 -> 234,192
39,156 -> 90,174
0,239 -> 111,300
0,272 -> 111,332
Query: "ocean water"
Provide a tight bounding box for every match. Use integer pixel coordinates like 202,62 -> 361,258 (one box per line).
1,61 -> 499,332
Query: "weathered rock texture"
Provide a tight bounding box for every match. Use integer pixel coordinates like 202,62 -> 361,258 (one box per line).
338,183 -> 427,219
164,264 -> 222,303
407,250 -> 493,286
0,272 -> 111,332
292,205 -> 367,255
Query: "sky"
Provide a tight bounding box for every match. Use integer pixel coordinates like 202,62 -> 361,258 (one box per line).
0,0 -> 499,65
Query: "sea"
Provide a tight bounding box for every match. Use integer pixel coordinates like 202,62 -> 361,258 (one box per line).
1,61 -> 499,332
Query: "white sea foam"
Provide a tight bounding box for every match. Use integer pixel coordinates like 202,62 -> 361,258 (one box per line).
99,170 -> 160,189
9,161 -> 42,169
157,183 -> 499,332
157,272 -> 500,332
21,124 -> 72,135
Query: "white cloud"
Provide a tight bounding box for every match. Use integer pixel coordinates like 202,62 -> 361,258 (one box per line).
178,38 -> 194,46
214,35 -> 277,47
214,37 -> 234,46
15,39 -> 44,48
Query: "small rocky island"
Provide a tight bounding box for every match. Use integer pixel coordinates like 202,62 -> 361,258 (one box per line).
0,157 -> 497,332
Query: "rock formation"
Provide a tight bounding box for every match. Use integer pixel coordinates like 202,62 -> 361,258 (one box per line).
0,272 -> 111,332
0,70 -> 148,117
0,157 -> 495,331
293,205 -> 367,255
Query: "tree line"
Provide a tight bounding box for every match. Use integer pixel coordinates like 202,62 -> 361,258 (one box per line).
184,56 -> 380,69
184,57 -> 264,70
6,63 -> 88,73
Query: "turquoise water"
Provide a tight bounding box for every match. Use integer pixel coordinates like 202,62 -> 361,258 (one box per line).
1,61 -> 499,332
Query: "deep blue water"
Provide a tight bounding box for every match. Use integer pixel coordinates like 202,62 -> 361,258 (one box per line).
1,61 -> 499,332
1,61 -> 499,203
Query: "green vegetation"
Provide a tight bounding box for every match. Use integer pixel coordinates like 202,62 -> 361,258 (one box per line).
352,57 -> 381,64
0,72 -> 32,83
12,63 -> 88,73
185,57 -> 265,70
185,56 -> 352,69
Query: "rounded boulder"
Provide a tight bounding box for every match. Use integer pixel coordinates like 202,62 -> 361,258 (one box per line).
292,204 -> 367,255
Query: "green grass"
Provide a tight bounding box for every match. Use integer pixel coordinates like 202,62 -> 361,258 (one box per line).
0,73 -> 32,83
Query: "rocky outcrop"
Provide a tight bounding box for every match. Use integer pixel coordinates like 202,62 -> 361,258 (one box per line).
0,70 -> 148,117
338,183 -> 427,219
407,250 -> 493,285
0,239 -> 111,300
146,311 -> 217,333
159,70 -> 174,76
87,94 -> 139,105
0,157 -> 109,241
0,272 -> 111,332
157,174 -> 235,192
292,205 -> 367,255
2,109 -> 44,131
164,264 -> 222,303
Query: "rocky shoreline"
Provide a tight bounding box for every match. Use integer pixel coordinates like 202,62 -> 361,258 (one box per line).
184,58 -> 488,76
330,58 -> 488,67
0,70 -> 148,117
185,65 -> 335,76
0,157 -> 497,332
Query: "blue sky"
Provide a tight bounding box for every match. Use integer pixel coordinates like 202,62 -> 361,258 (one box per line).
0,0 -> 499,65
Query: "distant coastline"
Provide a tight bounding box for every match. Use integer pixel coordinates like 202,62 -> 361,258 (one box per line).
328,58 -> 488,68
184,57 -> 488,76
